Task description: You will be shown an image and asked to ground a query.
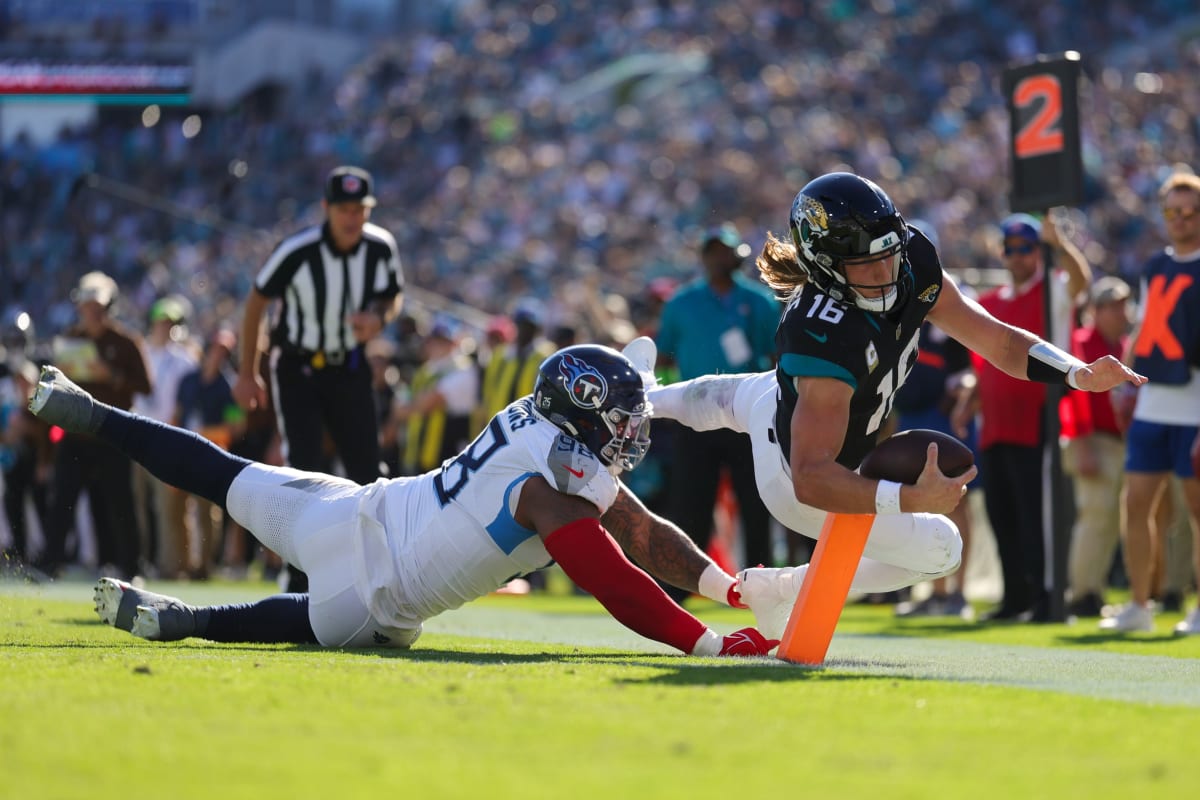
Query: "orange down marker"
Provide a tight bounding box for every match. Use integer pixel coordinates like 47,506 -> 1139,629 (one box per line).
776,512 -> 875,665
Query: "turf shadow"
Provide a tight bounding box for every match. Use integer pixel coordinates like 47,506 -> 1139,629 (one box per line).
360,647 -> 685,665
50,615 -> 109,628
611,658 -> 923,686
1055,631 -> 1184,646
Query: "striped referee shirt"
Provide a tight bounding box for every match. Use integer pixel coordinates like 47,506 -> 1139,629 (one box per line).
255,221 -> 403,355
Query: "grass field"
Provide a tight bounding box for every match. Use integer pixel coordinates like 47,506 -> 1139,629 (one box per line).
3,577 -> 1198,800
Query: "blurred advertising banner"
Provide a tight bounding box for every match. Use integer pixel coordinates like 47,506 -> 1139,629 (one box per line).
0,60 -> 191,103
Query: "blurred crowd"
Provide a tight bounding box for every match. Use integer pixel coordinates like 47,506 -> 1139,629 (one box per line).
3,1 -> 1199,344
1,1 -> 1198,622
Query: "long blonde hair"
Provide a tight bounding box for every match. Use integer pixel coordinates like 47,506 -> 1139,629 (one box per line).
755,231 -> 808,299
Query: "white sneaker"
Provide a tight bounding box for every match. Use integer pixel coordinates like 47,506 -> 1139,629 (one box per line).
1097,602 -> 1154,633
1174,608 -> 1200,637
735,566 -> 808,640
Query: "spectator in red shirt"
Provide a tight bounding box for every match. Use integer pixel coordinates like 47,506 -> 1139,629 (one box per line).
1060,277 -> 1132,617
965,212 -> 1091,621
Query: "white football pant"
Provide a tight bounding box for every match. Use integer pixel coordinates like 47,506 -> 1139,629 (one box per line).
647,371 -> 963,590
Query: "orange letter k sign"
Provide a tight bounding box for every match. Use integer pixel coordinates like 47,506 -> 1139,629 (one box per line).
1134,274 -> 1194,360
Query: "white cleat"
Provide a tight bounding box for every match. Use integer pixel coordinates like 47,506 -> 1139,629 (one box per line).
735,566 -> 809,640
621,336 -> 659,389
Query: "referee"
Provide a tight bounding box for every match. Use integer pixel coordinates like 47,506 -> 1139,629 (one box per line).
233,165 -> 403,588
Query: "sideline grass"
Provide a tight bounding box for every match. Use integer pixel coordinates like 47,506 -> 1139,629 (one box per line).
3,579 -> 1197,800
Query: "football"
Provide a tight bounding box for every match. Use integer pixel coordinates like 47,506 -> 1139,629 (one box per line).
858,429 -> 974,485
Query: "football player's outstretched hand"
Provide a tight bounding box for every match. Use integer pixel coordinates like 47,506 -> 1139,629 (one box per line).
1073,355 -> 1146,393
717,627 -> 779,657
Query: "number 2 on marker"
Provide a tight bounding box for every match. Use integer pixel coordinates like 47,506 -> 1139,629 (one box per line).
1014,74 -> 1063,158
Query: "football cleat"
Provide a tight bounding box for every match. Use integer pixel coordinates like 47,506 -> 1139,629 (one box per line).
94,577 -> 196,641
29,365 -> 108,434
735,566 -> 808,640
621,336 -> 659,389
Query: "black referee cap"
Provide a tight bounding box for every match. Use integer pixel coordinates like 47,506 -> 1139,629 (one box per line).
325,166 -> 377,207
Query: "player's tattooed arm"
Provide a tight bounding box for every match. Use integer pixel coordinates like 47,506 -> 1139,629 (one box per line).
602,484 -> 712,593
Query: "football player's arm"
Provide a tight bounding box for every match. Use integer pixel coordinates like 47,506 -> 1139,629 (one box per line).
788,376 -> 967,515
515,477 -> 768,655
602,484 -> 744,607
927,274 -> 1146,392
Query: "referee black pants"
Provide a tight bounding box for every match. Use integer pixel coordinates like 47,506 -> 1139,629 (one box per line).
271,349 -> 382,485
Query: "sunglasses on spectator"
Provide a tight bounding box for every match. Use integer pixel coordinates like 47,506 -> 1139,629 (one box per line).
1003,241 -> 1038,256
1162,205 -> 1200,221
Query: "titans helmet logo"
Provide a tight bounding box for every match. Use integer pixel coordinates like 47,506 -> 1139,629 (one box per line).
559,354 -> 608,409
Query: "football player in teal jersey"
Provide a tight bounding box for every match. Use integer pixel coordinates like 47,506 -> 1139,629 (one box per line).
648,172 -> 1146,637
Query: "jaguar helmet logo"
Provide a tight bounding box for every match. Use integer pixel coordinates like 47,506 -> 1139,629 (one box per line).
798,194 -> 828,233
559,354 -> 608,409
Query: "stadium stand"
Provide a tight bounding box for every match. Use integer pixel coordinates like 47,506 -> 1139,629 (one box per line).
1,0 -> 1198,345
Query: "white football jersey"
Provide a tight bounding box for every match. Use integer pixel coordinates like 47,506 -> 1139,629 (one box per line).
351,397 -> 620,628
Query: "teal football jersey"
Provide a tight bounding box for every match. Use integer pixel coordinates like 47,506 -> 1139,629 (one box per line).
773,228 -> 945,468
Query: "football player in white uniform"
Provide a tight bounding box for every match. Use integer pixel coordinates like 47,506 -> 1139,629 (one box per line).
645,172 -> 1146,636
31,345 -> 776,657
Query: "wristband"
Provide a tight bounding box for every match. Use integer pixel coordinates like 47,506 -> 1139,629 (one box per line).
698,563 -> 739,606
690,628 -> 722,657
1027,341 -> 1086,388
874,480 -> 903,515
